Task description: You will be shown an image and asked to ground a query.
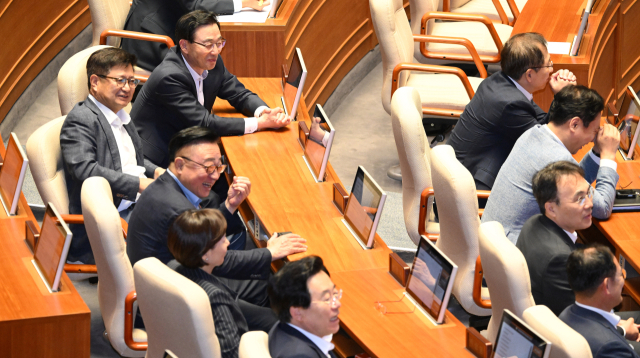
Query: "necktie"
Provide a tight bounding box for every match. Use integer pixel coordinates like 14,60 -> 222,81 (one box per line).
198,78 -> 204,106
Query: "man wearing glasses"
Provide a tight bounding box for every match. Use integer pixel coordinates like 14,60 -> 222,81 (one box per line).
60,47 -> 162,265
268,256 -> 341,358
131,10 -> 289,168
482,85 -> 620,244
516,161 -> 595,316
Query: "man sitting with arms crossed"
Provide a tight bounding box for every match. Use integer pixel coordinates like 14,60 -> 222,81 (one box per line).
561,245 -> 640,357
60,47 -> 163,265
482,85 -> 619,243
131,10 -> 290,168
268,256 -> 340,358
448,32 -> 576,191
127,126 -> 307,305
517,161 -> 593,315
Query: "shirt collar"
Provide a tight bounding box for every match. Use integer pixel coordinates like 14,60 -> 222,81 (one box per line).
563,230 -> 578,244
507,76 -> 534,102
181,53 -> 208,84
287,323 -> 334,357
167,168 -> 202,209
88,94 -> 131,126
575,302 -> 621,327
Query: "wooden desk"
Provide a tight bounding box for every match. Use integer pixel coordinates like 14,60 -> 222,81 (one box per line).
217,78 -> 474,357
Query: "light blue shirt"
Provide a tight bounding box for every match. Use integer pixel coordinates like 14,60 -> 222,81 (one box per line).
167,168 -> 201,209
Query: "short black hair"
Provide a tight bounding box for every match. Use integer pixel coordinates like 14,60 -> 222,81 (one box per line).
167,209 -> 227,268
548,85 -> 604,127
168,126 -> 220,163
566,244 -> 617,297
267,256 -> 329,323
175,10 -> 220,45
501,32 -> 547,80
86,47 -> 137,90
532,161 -> 585,214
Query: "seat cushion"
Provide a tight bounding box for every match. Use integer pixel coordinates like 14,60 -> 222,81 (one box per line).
405,73 -> 483,111
429,22 -> 513,57
452,0 -> 528,23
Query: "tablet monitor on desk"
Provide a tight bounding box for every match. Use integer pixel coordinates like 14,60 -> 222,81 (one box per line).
405,236 -> 458,324
0,132 -> 29,215
342,166 -> 386,248
303,104 -> 335,182
282,48 -> 307,121
269,0 -> 283,18
616,86 -> 640,160
32,203 -> 72,292
492,309 -> 551,358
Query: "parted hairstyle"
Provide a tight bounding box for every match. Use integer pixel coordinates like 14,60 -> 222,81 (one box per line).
168,126 -> 220,163
175,10 -> 220,45
548,85 -> 604,127
267,256 -> 329,323
500,32 -> 547,80
532,161 -> 585,214
86,47 -> 137,90
167,209 -> 227,268
566,244 -> 617,297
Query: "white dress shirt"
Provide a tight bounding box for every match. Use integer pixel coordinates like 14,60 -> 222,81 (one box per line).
575,302 -> 621,327
287,323 -> 335,358
88,95 -> 146,211
182,54 -> 267,134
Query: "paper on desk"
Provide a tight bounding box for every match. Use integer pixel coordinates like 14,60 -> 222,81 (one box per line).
217,5 -> 272,23
547,42 -> 571,55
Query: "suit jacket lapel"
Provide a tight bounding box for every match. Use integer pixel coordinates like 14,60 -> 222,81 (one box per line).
84,97 -> 123,172
540,215 -> 577,250
574,306 -> 632,347
279,323 -> 332,358
171,47 -> 198,97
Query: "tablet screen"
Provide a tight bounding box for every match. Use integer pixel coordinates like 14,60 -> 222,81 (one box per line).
493,310 -> 550,358
343,166 -> 386,248
0,133 -> 28,215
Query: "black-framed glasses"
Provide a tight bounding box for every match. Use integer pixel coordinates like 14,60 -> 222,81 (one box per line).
179,156 -> 227,175
192,38 -> 227,51
96,75 -> 140,88
530,60 -> 553,70
311,289 -> 342,308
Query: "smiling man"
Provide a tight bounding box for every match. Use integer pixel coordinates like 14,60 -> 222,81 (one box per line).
131,10 -> 290,168
268,256 -> 340,358
482,85 -> 620,244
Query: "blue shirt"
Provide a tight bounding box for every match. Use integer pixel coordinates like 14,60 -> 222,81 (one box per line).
167,168 -> 201,208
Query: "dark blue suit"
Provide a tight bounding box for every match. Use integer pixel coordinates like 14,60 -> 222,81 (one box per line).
269,322 -> 337,358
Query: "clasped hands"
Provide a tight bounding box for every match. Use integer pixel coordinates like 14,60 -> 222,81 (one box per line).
257,107 -> 291,130
549,69 -> 577,94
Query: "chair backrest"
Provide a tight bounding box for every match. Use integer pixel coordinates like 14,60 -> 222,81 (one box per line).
88,0 -> 131,47
390,87 -> 434,245
523,305 -> 593,358
408,0 -> 441,36
134,257 -> 221,358
81,177 -> 145,357
26,116 -> 69,214
479,221 -> 535,342
238,331 -> 271,358
431,145 -> 490,316
369,0 -> 415,114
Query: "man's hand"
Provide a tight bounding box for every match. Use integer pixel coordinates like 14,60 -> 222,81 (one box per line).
619,318 -> 640,341
139,177 -> 154,193
593,123 -> 621,161
242,0 -> 270,11
549,69 -> 577,94
257,107 -> 291,130
309,117 -> 326,145
225,176 -> 251,213
154,167 -> 166,179
266,233 -> 307,260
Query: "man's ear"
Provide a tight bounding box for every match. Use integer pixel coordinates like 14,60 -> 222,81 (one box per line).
179,39 -> 189,53
290,306 -> 302,321
568,116 -> 582,132
545,201 -> 557,218
89,74 -> 100,93
174,157 -> 185,172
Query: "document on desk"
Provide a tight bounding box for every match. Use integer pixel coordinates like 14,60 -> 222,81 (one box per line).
546,42 -> 571,55
217,5 -> 271,23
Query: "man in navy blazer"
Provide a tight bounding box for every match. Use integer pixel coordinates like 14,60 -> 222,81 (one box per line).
131,10 -> 289,168
60,48 -> 162,264
268,256 -> 340,358
447,32 -> 577,190
560,245 -> 640,357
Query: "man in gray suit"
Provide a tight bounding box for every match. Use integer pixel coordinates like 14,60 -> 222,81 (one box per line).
482,85 -> 619,244
60,48 -> 163,265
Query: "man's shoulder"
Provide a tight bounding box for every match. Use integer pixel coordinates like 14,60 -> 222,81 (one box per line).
135,174 -> 189,214
269,323 -> 324,358
63,99 -> 99,123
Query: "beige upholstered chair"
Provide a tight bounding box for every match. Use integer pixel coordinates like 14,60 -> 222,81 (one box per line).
523,305 -> 593,358
478,221 -> 535,342
88,0 -> 132,48
430,145 -> 490,317
81,177 -> 147,356
134,257 -> 221,358
390,87 -> 438,244
239,331 -> 271,358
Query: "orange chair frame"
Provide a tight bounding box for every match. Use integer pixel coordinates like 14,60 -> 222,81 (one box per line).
442,0 -> 520,25
124,291 -> 148,350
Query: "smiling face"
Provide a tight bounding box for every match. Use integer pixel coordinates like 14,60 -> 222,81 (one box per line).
293,271 -> 341,337
173,141 -> 221,199
90,64 -> 135,113
545,173 -> 593,233
180,23 -> 222,75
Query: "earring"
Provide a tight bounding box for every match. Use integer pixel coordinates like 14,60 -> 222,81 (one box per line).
204,258 -> 209,262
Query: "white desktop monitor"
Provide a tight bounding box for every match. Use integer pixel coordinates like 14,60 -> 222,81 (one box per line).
405,236 -> 458,324
0,132 -> 29,215
282,48 -> 307,121
303,104 -> 336,182
32,203 -> 73,292
492,309 -> 552,358
570,9 -> 590,56
617,86 -> 640,160
343,166 -> 386,248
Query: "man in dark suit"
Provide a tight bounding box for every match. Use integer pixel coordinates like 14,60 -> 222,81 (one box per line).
268,256 -> 340,358
131,10 -> 289,167
447,32 -> 577,191
60,48 -> 162,264
560,245 -> 640,357
122,0 -> 270,71
516,161 -> 594,315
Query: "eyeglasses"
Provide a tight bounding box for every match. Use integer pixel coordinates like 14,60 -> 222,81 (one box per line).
192,38 -> 227,51
179,156 -> 227,175
575,186 -> 594,207
96,75 -> 140,88
530,60 -> 553,70
312,289 -> 342,308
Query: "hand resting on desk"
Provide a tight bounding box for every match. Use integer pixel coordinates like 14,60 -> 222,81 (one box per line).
243,0 -> 270,11
267,233 -> 308,260
258,107 -> 291,130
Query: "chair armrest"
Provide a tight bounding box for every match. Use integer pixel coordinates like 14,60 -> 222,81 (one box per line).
125,291 -> 148,350
473,256 -> 492,309
391,63 -> 475,103
490,0 -> 510,25
477,190 -> 490,199
100,29 -> 175,48
58,215 -> 98,273
421,12 -> 503,63
61,214 -> 127,239
504,0 -> 520,24
419,187 -> 438,241
413,34 -> 488,79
